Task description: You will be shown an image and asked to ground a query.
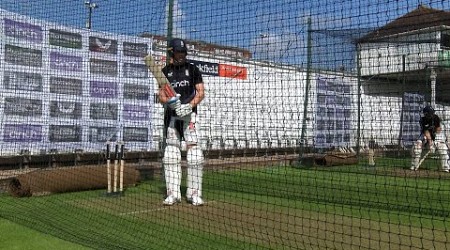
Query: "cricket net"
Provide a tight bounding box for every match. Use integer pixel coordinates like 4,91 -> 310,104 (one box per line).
1,0 -> 450,249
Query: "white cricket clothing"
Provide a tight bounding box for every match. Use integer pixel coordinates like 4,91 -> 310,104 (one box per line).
163,113 -> 205,204
186,146 -> 204,198
163,145 -> 182,200
166,113 -> 199,147
411,140 -> 422,170
163,195 -> 180,206
189,195 -> 204,206
410,133 -> 449,171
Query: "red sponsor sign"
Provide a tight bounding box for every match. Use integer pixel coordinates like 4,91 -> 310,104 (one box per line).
151,54 -> 166,66
218,64 -> 247,80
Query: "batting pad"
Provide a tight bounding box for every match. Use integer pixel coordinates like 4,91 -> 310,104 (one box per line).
8,165 -> 140,197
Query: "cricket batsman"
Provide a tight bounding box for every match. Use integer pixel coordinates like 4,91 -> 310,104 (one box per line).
411,105 -> 449,172
159,38 -> 206,205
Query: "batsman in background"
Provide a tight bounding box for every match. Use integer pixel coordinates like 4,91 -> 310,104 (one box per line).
411,105 -> 449,172
159,38 -> 205,206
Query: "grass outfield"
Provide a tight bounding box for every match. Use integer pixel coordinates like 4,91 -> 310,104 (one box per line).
0,159 -> 450,249
0,217 -> 90,250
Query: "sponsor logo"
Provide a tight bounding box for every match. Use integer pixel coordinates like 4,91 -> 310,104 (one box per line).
90,58 -> 118,76
4,97 -> 42,117
50,101 -> 82,119
4,18 -> 43,43
123,127 -> 148,142
343,133 -> 350,142
49,77 -> 83,96
89,127 -> 117,142
3,124 -> 43,142
189,60 -> 219,76
5,44 -> 42,67
317,79 -> 327,91
171,80 -> 190,88
152,55 -> 166,66
152,39 -> 167,52
90,81 -> 118,98
50,52 -> 83,72
214,48 -> 246,58
123,84 -> 149,100
90,103 -> 118,120
123,104 -> 149,121
49,125 -> 82,142
314,77 -> 354,148
187,60 -> 247,79
89,36 -> 118,54
49,29 -> 82,49
123,42 -> 148,57
123,63 -> 148,78
4,71 -> 42,92
253,69 -> 292,81
219,64 -> 247,80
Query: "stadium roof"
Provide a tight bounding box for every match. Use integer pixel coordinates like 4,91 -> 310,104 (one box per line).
358,4 -> 450,42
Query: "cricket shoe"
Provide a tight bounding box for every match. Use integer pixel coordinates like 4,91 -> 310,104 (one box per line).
187,195 -> 204,206
163,195 -> 180,206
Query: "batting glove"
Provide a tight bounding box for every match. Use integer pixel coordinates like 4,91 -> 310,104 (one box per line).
430,144 -> 436,154
167,95 -> 181,110
175,103 -> 192,117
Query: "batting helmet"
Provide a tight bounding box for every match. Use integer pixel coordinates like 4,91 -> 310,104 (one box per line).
423,105 -> 435,115
168,38 -> 187,56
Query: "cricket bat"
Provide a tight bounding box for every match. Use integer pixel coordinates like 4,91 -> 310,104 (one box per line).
106,142 -> 112,193
119,143 -> 125,193
144,55 -> 177,98
113,143 -> 119,193
416,150 -> 431,170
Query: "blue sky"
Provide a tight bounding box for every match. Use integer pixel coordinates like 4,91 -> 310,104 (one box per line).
1,0 -> 450,67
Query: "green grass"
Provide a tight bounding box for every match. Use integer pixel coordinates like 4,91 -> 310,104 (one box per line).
211,164 -> 450,224
1,158 -> 450,249
0,217 -> 90,250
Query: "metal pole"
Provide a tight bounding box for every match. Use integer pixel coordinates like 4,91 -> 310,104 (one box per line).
356,44 -> 362,158
398,55 -> 406,149
166,0 -> 174,64
299,17 -> 312,162
85,1 -> 98,29
87,7 -> 92,29
161,0 -> 174,154
430,68 -> 436,107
